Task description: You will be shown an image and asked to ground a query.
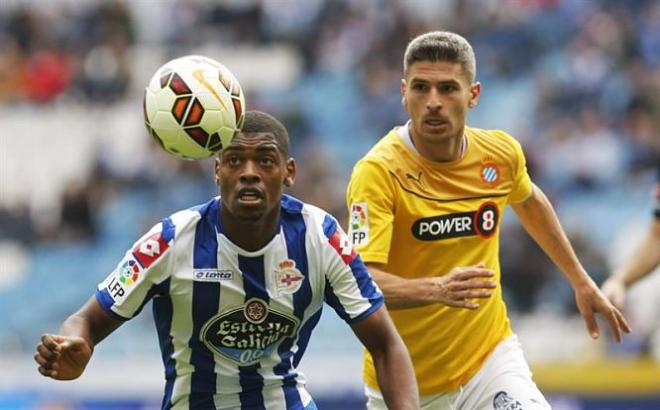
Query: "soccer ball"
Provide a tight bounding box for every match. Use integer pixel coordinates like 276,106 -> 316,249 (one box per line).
143,55 -> 245,159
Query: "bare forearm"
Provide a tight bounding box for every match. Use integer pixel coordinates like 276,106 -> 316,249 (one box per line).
614,220 -> 660,287
367,265 -> 435,309
366,263 -> 495,310
512,185 -> 590,286
60,297 -> 123,348
352,308 -> 419,409
59,314 -> 96,348
372,339 -> 419,409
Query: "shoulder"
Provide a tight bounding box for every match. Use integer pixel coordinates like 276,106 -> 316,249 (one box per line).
469,126 -> 522,148
281,194 -> 338,240
149,197 -> 215,243
467,126 -> 526,161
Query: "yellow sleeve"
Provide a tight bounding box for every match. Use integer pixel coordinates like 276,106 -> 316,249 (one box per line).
346,159 -> 396,264
507,137 -> 533,204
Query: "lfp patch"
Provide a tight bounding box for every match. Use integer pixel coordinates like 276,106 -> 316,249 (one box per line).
480,163 -> 500,184
119,258 -> 141,286
349,202 -> 369,246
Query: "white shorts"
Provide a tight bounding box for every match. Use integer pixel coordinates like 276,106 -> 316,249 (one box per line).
365,335 -> 551,410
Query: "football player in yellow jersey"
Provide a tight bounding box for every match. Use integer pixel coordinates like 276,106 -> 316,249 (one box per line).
347,31 -> 632,410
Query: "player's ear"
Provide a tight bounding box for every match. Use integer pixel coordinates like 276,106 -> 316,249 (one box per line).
214,158 -> 221,185
284,158 -> 296,188
400,78 -> 407,106
468,81 -> 481,109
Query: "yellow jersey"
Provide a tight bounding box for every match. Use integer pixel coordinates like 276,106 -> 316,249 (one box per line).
346,124 -> 533,394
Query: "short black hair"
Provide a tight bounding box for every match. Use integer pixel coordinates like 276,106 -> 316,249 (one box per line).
404,31 -> 476,83
238,110 -> 290,157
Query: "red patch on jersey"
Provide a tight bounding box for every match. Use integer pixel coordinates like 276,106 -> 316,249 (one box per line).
328,229 -> 357,264
132,232 -> 170,269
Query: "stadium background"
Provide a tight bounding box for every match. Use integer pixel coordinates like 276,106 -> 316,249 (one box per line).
0,0 -> 658,409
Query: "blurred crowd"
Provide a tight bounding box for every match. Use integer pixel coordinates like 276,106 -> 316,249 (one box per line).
0,0 -> 659,354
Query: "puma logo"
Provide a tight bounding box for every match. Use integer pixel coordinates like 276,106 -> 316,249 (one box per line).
406,171 -> 423,185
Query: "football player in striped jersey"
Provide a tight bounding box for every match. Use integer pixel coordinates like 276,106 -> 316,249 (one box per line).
35,111 -> 418,410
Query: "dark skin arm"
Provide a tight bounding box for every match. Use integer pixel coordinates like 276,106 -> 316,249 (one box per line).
351,305 -> 419,410
35,297 -> 123,380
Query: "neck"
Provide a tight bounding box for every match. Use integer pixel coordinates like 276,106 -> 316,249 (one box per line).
220,207 -> 280,252
411,125 -> 466,163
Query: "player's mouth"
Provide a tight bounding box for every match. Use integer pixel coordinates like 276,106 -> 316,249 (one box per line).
236,188 -> 264,206
424,117 -> 449,130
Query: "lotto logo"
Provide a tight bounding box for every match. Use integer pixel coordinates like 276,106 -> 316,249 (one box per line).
133,232 -> 170,269
328,228 -> 357,264
139,239 -> 161,257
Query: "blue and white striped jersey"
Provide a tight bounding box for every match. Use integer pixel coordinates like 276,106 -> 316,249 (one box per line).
96,194 -> 383,410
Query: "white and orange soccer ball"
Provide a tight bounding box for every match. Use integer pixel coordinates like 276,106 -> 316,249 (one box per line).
143,55 -> 245,159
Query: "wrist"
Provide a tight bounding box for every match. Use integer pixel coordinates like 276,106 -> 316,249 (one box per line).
610,272 -> 630,289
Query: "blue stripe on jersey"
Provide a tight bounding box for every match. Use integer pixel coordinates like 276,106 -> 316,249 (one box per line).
292,308 -> 322,368
238,255 -> 267,409
239,255 -> 269,302
274,197 -> 311,408
321,214 -> 336,238
189,199 -> 220,409
161,216 -> 176,242
152,279 -> 175,410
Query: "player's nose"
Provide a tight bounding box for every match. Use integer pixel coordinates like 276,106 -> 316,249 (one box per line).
239,160 -> 261,183
426,89 -> 442,111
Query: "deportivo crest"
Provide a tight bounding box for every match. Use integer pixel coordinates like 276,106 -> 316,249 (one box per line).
349,202 -> 369,246
273,259 -> 304,295
200,298 -> 300,365
493,391 -> 522,410
480,162 -> 500,184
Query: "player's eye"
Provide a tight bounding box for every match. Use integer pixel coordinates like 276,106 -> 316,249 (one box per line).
440,84 -> 458,93
260,157 -> 275,166
226,156 -> 241,166
412,83 -> 428,91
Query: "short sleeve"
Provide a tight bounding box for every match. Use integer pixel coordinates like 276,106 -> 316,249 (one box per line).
346,159 -> 396,264
321,215 -> 384,324
96,217 -> 176,320
507,137 -> 533,204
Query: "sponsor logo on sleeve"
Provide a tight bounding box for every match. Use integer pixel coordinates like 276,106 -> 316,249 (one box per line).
412,202 -> 499,241
132,232 -> 171,269
349,202 -> 369,246
118,258 -> 141,286
106,256 -> 143,301
329,226 -> 357,264
273,259 -> 304,295
106,276 -> 126,300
